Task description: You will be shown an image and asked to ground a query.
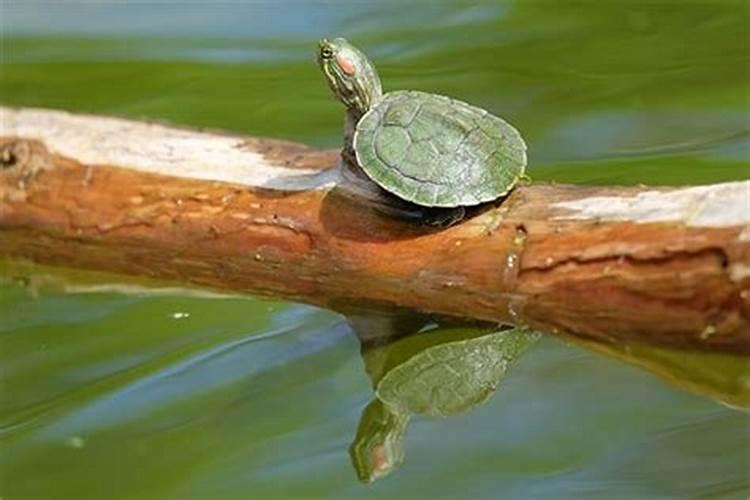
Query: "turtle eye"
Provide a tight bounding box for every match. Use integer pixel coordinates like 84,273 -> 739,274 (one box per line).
321,47 -> 334,59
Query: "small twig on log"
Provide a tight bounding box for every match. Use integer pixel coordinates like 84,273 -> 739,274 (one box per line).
1,107 -> 748,352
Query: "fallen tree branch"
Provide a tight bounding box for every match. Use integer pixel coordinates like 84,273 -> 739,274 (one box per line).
1,107 -> 748,352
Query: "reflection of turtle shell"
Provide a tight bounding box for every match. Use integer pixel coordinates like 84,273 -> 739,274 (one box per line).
375,327 -> 540,417
354,90 -> 527,207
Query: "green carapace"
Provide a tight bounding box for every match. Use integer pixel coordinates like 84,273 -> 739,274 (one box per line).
317,37 -> 527,225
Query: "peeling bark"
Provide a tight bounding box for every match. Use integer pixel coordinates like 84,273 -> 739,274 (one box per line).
1,107 -> 748,352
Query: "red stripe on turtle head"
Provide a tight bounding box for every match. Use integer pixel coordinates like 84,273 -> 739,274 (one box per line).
336,53 -> 356,76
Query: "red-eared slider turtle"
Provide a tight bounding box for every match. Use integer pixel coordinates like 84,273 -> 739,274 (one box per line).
347,316 -> 540,483
317,37 -> 527,226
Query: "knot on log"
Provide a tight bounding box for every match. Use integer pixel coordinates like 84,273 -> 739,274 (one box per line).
1,139 -> 30,169
0,138 -> 54,190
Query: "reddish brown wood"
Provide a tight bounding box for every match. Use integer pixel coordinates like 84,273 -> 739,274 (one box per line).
1,136 -> 748,352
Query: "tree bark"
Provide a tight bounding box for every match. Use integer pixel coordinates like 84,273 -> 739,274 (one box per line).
1,107 -> 748,352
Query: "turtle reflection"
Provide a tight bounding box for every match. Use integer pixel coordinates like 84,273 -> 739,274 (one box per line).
347,315 -> 540,482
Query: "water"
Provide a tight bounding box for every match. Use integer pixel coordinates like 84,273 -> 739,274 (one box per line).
1,1 -> 749,498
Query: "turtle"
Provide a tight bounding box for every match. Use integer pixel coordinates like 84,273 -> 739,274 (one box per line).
346,314 -> 541,482
317,37 -> 528,227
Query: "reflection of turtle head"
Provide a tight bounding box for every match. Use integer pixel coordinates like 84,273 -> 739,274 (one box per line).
349,399 -> 407,483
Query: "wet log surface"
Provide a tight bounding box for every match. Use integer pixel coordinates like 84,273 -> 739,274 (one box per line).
1,107 -> 748,352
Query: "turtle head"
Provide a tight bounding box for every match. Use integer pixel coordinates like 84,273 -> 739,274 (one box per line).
318,37 -> 382,116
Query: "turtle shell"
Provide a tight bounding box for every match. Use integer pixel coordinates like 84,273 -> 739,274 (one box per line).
375,327 -> 540,417
353,90 -> 526,207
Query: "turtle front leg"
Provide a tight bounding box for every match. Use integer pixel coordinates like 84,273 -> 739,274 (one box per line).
421,206 -> 466,228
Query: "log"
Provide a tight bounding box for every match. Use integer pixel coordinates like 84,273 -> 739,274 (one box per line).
1,107 -> 748,352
